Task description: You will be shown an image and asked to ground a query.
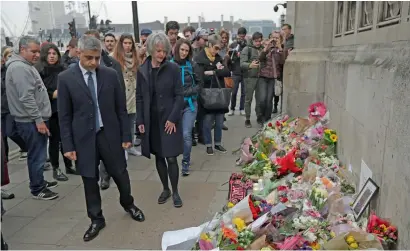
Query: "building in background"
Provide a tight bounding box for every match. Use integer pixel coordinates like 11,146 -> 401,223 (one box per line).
284,3 -> 410,248
241,20 -> 278,37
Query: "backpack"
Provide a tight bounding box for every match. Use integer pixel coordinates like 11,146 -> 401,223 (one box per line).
170,59 -> 197,111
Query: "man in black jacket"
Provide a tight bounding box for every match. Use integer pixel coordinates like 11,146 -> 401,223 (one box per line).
83,30 -> 126,190
227,27 -> 247,117
61,38 -> 79,68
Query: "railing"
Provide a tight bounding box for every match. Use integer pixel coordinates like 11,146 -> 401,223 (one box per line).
332,1 -> 410,46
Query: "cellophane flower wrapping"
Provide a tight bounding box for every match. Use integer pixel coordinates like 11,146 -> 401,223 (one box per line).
323,230 -> 383,250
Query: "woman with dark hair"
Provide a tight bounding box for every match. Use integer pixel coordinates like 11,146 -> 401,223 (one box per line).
194,34 -> 231,156
136,32 -> 184,207
35,43 -> 74,181
171,39 -> 202,176
111,33 -> 141,156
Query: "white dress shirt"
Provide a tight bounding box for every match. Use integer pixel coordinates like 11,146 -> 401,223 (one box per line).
78,62 -> 103,127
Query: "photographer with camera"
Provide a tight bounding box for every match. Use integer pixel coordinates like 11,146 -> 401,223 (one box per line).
240,31 -> 264,128
227,27 -> 247,117
258,32 -> 285,122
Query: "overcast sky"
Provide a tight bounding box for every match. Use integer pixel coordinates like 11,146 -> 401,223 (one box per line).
1,0 -> 285,35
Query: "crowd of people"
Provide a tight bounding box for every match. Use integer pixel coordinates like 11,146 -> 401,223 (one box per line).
0,21 -> 294,245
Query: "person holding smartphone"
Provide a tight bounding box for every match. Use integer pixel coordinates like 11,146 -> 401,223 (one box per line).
258,32 -> 285,121
240,32 -> 264,128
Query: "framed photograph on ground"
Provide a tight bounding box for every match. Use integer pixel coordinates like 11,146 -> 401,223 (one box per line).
351,178 -> 379,220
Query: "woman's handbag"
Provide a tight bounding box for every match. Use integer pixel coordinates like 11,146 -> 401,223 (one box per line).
224,77 -> 234,88
200,75 -> 232,110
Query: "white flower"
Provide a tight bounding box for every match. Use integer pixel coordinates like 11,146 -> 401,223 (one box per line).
304,231 -> 317,242
300,216 -> 308,225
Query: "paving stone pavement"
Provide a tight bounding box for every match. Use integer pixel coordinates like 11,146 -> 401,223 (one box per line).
1,110 -> 261,250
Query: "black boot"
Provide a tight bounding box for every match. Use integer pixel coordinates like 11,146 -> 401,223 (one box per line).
53,167 -> 68,181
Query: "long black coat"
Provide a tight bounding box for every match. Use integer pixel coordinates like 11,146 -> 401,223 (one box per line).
58,64 -> 131,178
136,57 -> 184,159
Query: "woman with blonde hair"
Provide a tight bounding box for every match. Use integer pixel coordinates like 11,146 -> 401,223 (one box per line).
112,33 -> 141,156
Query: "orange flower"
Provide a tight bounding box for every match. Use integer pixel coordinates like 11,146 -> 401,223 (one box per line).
222,226 -> 237,239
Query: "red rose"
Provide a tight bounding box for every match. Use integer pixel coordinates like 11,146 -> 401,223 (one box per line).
268,122 -> 273,127
280,197 -> 288,203
276,121 -> 281,127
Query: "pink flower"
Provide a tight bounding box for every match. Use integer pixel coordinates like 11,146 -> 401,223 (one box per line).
308,102 -> 327,120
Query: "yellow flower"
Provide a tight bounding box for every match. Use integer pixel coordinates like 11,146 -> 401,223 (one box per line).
233,217 -> 246,232
261,153 -> 268,160
330,231 -> 336,238
380,224 -> 387,232
310,242 -> 321,250
227,202 -> 235,208
349,242 -> 358,249
330,134 -> 338,142
324,129 -> 331,134
200,233 -> 211,241
282,122 -> 287,127
346,236 -> 355,244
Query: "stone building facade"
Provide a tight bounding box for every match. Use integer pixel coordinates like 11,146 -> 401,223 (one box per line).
284,2 -> 410,248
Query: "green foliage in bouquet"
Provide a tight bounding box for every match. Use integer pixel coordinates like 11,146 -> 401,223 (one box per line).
238,229 -> 255,248
242,159 -> 266,177
341,182 -> 356,194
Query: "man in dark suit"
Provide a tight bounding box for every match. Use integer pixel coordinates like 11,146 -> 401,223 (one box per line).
83,29 -> 126,190
58,35 -> 145,242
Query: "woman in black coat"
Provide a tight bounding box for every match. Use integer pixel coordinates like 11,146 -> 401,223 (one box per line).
35,43 -> 75,181
136,32 -> 185,207
194,34 -> 231,156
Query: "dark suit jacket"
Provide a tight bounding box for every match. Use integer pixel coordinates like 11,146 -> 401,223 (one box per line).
136,57 -> 184,158
57,63 -> 131,178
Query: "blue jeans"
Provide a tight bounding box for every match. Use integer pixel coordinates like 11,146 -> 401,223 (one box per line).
15,122 -> 48,195
128,113 -> 136,140
202,113 -> 224,147
182,102 -> 198,166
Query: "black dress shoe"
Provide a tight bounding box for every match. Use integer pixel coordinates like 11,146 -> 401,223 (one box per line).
172,192 -> 183,208
83,222 -> 106,242
158,189 -> 171,204
65,166 -> 78,175
126,206 -> 145,222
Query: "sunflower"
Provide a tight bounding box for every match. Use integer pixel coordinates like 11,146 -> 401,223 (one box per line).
330,134 -> 338,142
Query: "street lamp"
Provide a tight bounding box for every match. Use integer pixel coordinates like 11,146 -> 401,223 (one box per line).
273,3 -> 287,12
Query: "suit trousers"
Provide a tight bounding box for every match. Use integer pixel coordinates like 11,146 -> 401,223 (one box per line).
82,128 -> 134,224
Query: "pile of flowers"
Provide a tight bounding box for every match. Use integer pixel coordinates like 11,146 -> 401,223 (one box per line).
171,102 -> 398,251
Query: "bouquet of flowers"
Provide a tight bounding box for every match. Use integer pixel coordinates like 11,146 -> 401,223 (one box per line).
367,212 -> 398,247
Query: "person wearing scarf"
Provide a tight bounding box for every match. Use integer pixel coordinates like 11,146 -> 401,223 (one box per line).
111,33 -> 141,158
170,39 -> 203,176
35,43 -> 75,181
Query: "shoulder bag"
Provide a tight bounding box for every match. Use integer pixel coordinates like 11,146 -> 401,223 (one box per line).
200,74 -> 232,110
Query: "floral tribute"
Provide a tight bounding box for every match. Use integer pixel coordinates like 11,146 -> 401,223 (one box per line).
173,102 -> 397,251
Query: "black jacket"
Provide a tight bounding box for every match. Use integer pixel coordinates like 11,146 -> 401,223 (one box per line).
136,57 -> 184,158
194,49 -> 231,114
36,63 -> 65,114
228,39 -> 248,76
61,50 -> 79,69
173,59 -> 202,106
1,64 -> 9,115
57,64 -> 131,178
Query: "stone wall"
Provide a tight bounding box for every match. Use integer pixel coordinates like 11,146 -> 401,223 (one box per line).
284,1 -> 410,248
